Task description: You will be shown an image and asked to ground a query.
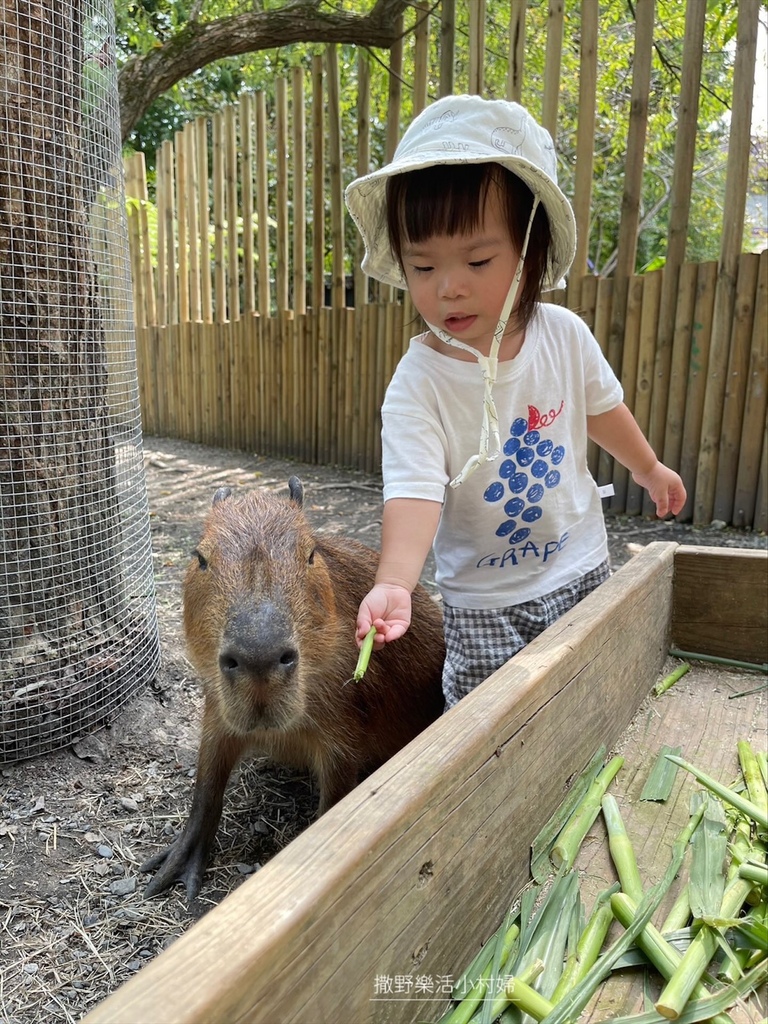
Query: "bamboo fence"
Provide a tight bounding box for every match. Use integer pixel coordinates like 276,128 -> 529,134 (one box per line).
123,0 -> 767,530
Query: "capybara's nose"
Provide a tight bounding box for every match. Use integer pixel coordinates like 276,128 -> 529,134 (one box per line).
218,641 -> 298,680
219,603 -> 298,681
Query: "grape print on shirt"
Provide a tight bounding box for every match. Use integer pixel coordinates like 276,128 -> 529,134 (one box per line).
482,403 -> 566,546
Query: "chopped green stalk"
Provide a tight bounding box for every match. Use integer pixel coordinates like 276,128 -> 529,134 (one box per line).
451,920 -> 520,1001
352,626 -> 376,681
540,801 -> 706,1024
738,861 -> 768,886
758,752 -> 768,789
641,746 -> 682,802
655,843 -> 766,1019
688,792 -> 727,919
466,960 -> 544,1024
664,754 -> 768,830
602,794 -> 644,902
610,893 -> 731,1024
654,662 -> 690,696
530,746 -> 606,883
550,884 -> 617,1002
439,924 -> 520,1024
608,960 -> 767,1024
503,975 -> 554,1022
737,740 -> 768,820
550,756 -> 624,870
661,885 -> 691,933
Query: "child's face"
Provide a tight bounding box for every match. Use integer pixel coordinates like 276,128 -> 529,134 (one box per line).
401,186 -> 520,354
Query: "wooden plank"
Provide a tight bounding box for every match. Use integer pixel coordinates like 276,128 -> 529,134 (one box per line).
714,252 -> 761,522
212,113 -> 226,324
255,90 -> 270,315
82,543 -> 677,1024
175,129 -> 189,323
671,546 -> 768,664
662,260 -> 699,470
733,251 -> 768,527
506,0 -> 525,102
412,1 -> 429,115
610,275 -> 644,507
676,260 -> 717,522
468,0 -> 486,96
195,116 -> 212,324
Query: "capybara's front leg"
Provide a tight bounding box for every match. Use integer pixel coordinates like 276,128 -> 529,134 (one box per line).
141,705 -> 247,901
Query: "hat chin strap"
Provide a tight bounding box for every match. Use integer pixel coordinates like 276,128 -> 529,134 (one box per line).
425,196 -> 540,488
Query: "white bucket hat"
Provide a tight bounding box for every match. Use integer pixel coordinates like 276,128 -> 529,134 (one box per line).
345,94 -> 576,292
345,95 -> 577,486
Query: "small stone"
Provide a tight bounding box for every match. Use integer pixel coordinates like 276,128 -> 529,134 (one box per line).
96,845 -> 113,859
120,797 -> 139,812
23,964 -> 39,975
110,877 -> 137,896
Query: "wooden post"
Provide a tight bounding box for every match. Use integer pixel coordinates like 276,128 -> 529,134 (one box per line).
175,130 -> 189,324
662,261 -> 699,471
325,47 -> 345,309
240,93 -> 255,318
225,105 -> 240,323
602,0 -> 655,486
292,67 -> 307,317
713,253 -> 761,522
275,77 -> 289,313
541,0 -> 564,140
412,1 -> 429,115
507,0 -> 526,103
468,0 -> 486,96
354,52 -> 371,308
311,54 -> 325,310
196,116 -> 212,324
439,0 -> 455,98
255,90 -> 271,316
572,0 -> 598,278
643,0 -> 705,514
212,113 -> 226,324
732,250 -> 767,528
184,123 -> 201,323
694,0 -> 759,524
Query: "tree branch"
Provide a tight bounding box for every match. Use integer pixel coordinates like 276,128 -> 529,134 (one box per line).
118,0 -> 410,140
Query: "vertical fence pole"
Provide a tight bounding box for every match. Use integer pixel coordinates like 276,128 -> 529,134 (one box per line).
694,0 -> 759,524
572,0 -> 597,280
507,0 -> 525,102
255,90 -> 271,316
196,116 -> 212,324
311,54 -> 325,311
541,0 -> 564,139
355,52 -> 371,307
275,77 -> 290,313
468,0 -> 486,96
292,67 -> 307,317
240,93 -> 255,317
413,0 -> 430,114
439,0 -> 456,98
325,46 -> 345,310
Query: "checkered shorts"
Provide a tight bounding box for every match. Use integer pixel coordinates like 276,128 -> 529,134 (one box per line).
441,560 -> 611,708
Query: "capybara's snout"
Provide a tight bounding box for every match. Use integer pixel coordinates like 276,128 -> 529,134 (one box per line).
218,601 -> 298,686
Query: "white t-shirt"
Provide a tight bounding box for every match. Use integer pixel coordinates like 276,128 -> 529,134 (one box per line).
381,303 -> 624,608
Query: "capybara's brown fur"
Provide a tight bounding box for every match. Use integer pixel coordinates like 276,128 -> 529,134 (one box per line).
141,478 -> 445,899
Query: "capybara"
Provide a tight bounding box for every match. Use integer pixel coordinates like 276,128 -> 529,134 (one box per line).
141,477 -> 445,900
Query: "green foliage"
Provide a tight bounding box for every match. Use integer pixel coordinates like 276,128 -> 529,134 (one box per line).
115,0 -> 753,276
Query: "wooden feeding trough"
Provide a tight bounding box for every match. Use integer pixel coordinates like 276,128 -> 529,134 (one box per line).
84,543 -> 767,1024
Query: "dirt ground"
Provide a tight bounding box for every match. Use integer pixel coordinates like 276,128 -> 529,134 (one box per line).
0,435 -> 766,1024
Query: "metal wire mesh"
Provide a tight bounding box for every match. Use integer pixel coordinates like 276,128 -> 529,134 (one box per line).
0,0 -> 160,760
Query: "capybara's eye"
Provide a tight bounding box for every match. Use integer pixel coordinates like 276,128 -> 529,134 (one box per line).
192,548 -> 208,570
307,547 -> 316,566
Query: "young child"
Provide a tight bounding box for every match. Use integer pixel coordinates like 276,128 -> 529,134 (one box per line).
344,95 -> 686,708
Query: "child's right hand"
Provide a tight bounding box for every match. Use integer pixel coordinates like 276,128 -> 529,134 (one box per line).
356,583 -> 413,648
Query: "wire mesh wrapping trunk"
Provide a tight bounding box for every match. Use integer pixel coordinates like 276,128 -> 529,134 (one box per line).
0,1 -> 159,760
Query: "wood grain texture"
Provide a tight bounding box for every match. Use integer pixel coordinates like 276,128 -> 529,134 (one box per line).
83,543 -> 676,1024
671,546 -> 768,664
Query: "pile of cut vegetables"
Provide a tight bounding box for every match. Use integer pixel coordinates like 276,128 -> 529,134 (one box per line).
434,739 -> 767,1024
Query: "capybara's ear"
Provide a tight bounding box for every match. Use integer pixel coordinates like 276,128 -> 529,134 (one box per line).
212,486 -> 233,505
288,476 -> 304,507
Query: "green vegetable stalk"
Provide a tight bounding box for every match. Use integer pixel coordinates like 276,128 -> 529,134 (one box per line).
352,626 -> 377,681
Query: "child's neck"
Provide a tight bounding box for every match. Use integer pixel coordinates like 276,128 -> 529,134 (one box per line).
424,326 -> 526,362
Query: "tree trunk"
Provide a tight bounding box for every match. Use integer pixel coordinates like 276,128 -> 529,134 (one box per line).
0,0 -> 150,759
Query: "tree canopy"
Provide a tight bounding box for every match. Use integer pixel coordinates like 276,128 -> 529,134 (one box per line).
115,0 -> 764,273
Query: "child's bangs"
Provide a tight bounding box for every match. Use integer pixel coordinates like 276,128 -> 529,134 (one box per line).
387,164 -> 496,258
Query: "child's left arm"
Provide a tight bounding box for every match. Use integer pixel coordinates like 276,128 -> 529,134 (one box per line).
587,403 -> 687,518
